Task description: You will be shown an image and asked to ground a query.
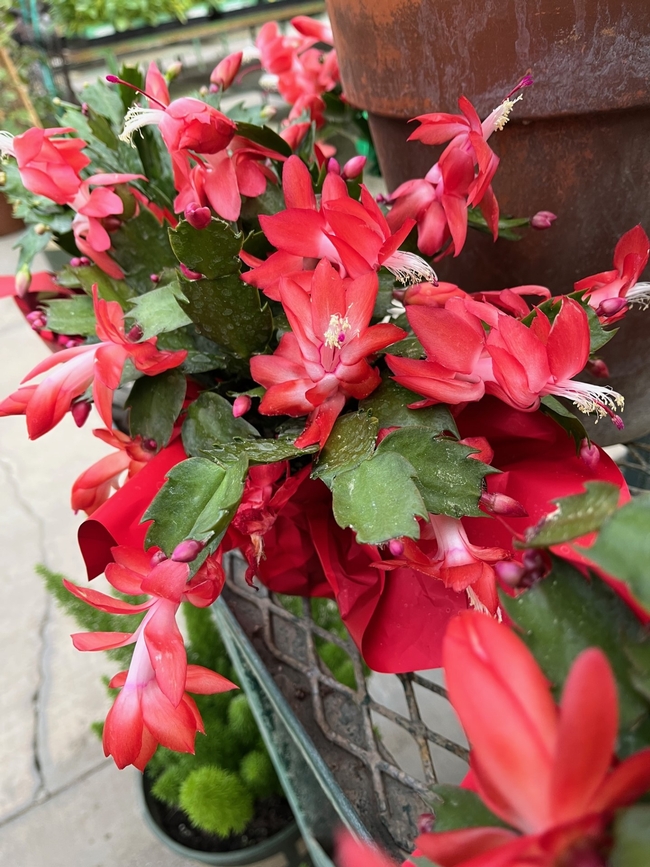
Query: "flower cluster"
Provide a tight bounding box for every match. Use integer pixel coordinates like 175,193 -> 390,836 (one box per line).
386,77 -> 533,259
65,546 -> 232,769
256,16 -> 339,127
0,19 -> 649,859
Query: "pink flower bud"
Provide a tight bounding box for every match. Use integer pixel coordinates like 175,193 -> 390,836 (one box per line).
70,257 -> 82,267
150,550 -> 167,568
79,257 -> 91,266
580,438 -> 600,470
495,560 -> 525,589
209,83 -> 219,93
210,51 -> 243,92
184,202 -> 212,230
81,102 -> 89,116
150,273 -> 160,283
480,491 -> 528,517
15,265 -> 31,298
26,310 -> 45,329
232,395 -> 252,417
143,438 -> 158,452
417,813 -> 435,835
342,155 -> 367,179
389,539 -> 404,557
521,548 -> 548,584
327,158 -> 341,175
166,61 -> 183,81
171,539 -> 206,562
596,297 -> 627,317
126,323 -> 144,342
586,358 -> 610,379
531,210 -> 557,230
70,400 -> 91,428
180,262 -> 204,281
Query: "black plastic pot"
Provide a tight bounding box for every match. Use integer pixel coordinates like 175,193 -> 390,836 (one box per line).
136,771 -> 306,867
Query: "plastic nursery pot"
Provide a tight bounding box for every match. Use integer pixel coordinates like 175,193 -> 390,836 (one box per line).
326,0 -> 650,444
136,771 -> 306,867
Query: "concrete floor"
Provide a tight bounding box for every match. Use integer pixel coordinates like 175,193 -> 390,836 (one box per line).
0,230 -> 196,865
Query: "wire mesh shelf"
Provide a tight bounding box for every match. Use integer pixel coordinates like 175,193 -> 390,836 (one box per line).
619,435 -> 650,495
222,554 -> 469,857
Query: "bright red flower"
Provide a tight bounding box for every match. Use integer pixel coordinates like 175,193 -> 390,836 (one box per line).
225,462 -> 311,583
256,17 -> 338,126
70,172 -> 144,278
388,296 -> 625,428
576,225 -> 650,321
0,126 -> 90,205
0,285 -> 187,439
210,51 -> 243,92
250,259 -> 406,448
375,515 -> 508,615
387,298 -> 490,404
71,428 -> 155,516
144,61 -> 170,108
65,545 -> 231,769
485,297 -> 624,427
120,94 -> 235,158
412,612 -> 650,867
337,834 -> 396,867
173,135 -> 283,223
243,155 -> 435,300
387,79 -> 532,257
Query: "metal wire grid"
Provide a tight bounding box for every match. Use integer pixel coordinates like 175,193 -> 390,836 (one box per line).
223,554 -> 469,853
619,436 -> 650,495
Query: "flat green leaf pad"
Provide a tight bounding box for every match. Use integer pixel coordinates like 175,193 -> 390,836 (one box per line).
524,481 -> 621,547
332,451 -> 427,544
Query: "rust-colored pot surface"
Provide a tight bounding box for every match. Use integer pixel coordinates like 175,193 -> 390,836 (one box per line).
0,192 -> 22,237
327,0 -> 650,444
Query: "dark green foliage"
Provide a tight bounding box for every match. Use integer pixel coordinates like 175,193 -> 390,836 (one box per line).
180,767 -> 254,838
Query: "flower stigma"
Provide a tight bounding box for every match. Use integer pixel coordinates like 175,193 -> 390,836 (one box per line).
324,313 -> 351,349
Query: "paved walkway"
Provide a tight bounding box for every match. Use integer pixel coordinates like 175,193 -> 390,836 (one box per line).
0,230 -> 195,865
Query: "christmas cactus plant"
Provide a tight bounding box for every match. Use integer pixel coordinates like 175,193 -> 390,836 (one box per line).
1,15 -> 649,864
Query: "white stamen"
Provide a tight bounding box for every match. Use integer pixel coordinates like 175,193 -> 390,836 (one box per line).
119,105 -> 165,146
384,251 -> 438,286
627,282 -> 650,310
466,586 -> 491,615
491,94 -> 523,132
324,313 -> 351,349
551,380 -> 625,428
0,131 -> 16,158
258,73 -> 279,92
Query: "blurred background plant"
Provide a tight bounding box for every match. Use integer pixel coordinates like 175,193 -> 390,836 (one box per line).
45,0 -> 196,37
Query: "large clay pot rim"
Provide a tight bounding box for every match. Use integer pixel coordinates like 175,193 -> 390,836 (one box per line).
327,0 -> 650,120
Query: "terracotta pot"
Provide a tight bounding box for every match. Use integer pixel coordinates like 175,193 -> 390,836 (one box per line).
0,191 -> 23,236
326,0 -> 650,443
